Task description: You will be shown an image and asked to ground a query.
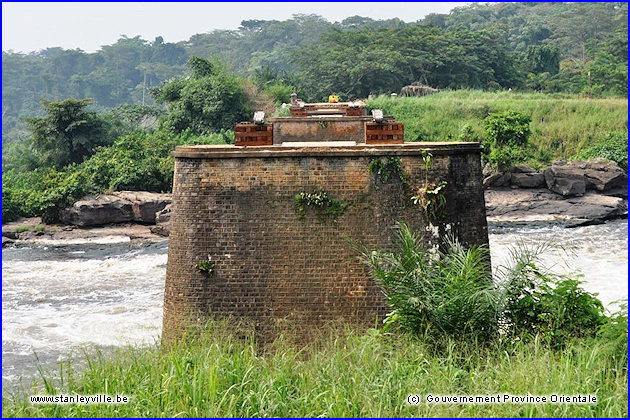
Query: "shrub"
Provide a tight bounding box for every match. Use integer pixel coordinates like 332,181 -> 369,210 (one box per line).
573,132 -> 628,171
353,224 -> 611,347
266,82 -> 295,105
154,57 -> 252,135
483,110 -> 531,147
482,110 -> 532,169
352,222 -> 499,341
497,243 -> 607,347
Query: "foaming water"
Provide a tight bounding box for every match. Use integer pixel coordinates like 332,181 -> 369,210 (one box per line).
489,218 -> 628,311
2,241 -> 167,387
2,220 -> 627,387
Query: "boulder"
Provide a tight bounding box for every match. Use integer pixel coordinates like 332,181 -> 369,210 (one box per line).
112,191 -> 171,224
510,164 -> 537,174
61,191 -> 171,227
544,161 -> 586,196
579,159 -> 627,191
483,173 -> 503,189
61,195 -> 134,226
511,172 -> 545,188
543,159 -> 627,196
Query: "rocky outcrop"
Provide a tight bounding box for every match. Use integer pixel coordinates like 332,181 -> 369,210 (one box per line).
150,204 -> 171,237
484,159 -> 627,197
485,188 -> 627,226
544,163 -> 587,196
511,172 -> 545,188
543,160 -> 627,197
61,191 -> 171,227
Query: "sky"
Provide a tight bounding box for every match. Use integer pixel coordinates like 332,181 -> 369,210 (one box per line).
2,2 -> 469,53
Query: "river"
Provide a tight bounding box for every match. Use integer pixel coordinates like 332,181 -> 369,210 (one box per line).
2,219 -> 627,388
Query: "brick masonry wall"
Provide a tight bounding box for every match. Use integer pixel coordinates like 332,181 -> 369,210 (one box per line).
162,144 -> 488,343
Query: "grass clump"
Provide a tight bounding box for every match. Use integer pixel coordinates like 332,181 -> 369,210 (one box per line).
13,226 -> 29,234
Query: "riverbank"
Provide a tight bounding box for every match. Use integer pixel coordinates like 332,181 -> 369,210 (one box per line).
3,322 -> 627,418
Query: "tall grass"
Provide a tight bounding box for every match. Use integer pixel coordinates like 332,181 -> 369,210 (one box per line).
2,321 -> 626,418
368,90 -> 628,167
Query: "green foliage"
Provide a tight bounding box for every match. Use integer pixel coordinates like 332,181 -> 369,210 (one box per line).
499,244 -> 607,347
368,92 -> 627,168
412,181 -> 448,220
266,82 -> 295,105
354,224 -> 613,348
598,302 -> 628,367
483,110 -> 532,148
353,222 -> 497,340
34,224 -> 46,232
573,132 -> 628,171
367,157 -> 408,186
2,320 -> 627,417
1,129 -> 231,223
482,110 -> 532,169
293,25 -> 519,100
523,45 -> 560,75
25,98 -> 114,168
153,57 -> 252,135
293,191 -> 350,221
14,226 -> 29,234
195,260 -> 214,274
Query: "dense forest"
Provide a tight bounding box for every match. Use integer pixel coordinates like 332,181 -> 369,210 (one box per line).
2,2 -> 628,223
3,2 -> 627,139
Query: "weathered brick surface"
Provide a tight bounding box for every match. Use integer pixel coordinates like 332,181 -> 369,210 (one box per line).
162,144 -> 488,343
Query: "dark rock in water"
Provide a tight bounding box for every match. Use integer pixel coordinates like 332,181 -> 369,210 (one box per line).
544,162 -> 586,196
2,236 -> 15,247
511,172 -> 545,188
61,191 -> 171,227
2,230 -> 18,240
485,188 -> 627,225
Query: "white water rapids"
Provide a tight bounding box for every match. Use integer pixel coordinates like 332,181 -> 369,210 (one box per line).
2,219 -> 627,387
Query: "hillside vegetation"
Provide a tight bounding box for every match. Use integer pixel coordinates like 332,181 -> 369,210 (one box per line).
3,2 -> 627,140
369,91 -> 628,167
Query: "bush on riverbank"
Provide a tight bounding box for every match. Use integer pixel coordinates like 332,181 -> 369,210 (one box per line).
355,223 -> 609,347
1,129 -> 231,223
2,318 -> 627,418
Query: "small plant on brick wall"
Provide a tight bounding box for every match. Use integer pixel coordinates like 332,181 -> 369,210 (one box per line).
411,152 -> 448,221
195,258 -> 214,275
367,157 -> 410,188
293,190 -> 350,221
